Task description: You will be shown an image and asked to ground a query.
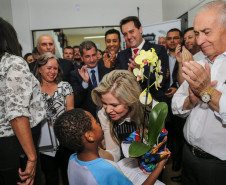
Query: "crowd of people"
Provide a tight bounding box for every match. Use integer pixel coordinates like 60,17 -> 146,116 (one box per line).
0,1 -> 225,185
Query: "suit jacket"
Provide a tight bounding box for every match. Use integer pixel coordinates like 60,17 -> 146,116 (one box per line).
115,41 -> 169,102
70,60 -> 111,117
59,58 -> 75,83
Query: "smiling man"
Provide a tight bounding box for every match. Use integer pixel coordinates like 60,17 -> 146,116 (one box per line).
101,29 -> 121,69
70,41 -> 111,117
116,16 -> 169,102
183,27 -> 200,55
172,1 -> 226,185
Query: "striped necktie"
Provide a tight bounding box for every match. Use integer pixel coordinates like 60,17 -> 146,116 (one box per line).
91,70 -> 97,88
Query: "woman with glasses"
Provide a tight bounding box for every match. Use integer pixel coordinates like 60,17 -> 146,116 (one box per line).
34,52 -> 74,185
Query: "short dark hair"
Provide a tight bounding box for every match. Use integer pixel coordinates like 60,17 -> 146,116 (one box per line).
167,28 -> 183,37
79,40 -> 97,56
24,53 -> 32,61
120,16 -> 141,32
183,27 -> 194,35
97,49 -> 103,55
73,45 -> 80,49
54,108 -> 92,153
105,29 -> 121,42
32,47 -> 39,55
0,17 -> 22,58
34,52 -> 63,84
63,46 -> 73,53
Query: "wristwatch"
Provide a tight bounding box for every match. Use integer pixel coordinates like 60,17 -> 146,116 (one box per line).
200,87 -> 214,103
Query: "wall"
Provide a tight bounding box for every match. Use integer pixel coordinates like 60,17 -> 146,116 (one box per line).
162,0 -> 205,23
29,0 -> 163,30
0,0 -> 13,24
67,34 -> 106,51
162,0 -> 226,27
6,0 -> 163,55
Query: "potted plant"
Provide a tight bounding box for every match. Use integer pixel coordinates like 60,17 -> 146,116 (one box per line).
128,49 -> 170,172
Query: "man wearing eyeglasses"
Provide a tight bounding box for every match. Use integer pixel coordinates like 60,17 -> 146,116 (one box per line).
165,28 -> 183,96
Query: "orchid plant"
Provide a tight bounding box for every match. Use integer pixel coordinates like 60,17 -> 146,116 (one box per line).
129,48 -> 168,158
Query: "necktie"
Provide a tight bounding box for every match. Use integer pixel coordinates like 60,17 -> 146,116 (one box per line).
133,48 -> 139,55
91,70 -> 97,88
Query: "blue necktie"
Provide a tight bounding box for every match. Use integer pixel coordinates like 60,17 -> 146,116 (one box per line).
91,70 -> 97,88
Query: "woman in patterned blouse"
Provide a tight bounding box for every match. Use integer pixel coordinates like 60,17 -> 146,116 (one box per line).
0,18 -> 46,185
92,70 -> 144,162
34,52 -> 74,185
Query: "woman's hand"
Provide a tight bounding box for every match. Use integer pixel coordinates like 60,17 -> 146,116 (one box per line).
18,159 -> 37,185
10,117 -> 37,185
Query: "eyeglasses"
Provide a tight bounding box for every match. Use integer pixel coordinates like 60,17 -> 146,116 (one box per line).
166,36 -> 180,41
46,98 -> 57,114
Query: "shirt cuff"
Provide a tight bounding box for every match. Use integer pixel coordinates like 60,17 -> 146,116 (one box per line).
172,95 -> 191,118
215,93 -> 226,124
82,81 -> 88,89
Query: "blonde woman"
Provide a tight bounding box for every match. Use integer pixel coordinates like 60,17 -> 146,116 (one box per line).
92,70 -> 144,162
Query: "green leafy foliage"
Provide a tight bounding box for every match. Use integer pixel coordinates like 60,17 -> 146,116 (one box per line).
148,102 -> 168,148
129,102 -> 168,157
128,141 -> 151,157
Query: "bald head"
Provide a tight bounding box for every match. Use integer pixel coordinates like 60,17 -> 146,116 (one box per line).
158,37 -> 167,49
37,35 -> 55,55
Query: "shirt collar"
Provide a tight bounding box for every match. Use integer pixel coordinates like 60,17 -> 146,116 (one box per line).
118,117 -> 131,126
131,38 -> 145,54
87,66 -> 98,74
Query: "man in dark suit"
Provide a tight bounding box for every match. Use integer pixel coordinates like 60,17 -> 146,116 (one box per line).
165,28 -> 185,179
116,16 -> 169,102
30,34 -> 74,83
70,41 -> 111,117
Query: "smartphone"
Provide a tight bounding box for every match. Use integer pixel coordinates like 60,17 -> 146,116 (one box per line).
19,154 -> 27,171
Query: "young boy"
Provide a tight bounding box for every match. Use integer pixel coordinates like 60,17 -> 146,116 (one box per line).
54,108 -> 168,185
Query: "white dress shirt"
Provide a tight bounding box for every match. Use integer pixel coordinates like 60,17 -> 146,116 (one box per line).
131,39 -> 145,55
171,52 -> 226,160
82,66 -> 99,89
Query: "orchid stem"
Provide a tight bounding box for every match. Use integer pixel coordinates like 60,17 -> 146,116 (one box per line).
142,66 -> 152,142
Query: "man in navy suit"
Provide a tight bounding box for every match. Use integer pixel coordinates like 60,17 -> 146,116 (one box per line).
70,41 -> 111,117
116,16 -> 169,102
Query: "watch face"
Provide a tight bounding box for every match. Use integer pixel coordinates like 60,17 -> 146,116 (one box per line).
202,94 -> 210,103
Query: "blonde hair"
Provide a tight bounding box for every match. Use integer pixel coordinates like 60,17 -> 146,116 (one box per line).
92,70 -> 144,144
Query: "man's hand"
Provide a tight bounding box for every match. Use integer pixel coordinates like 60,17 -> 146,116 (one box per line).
18,159 -> 37,185
182,46 -> 193,65
175,44 -> 182,63
166,69 -> 170,79
128,54 -> 140,71
78,65 -> 89,83
103,51 -> 116,68
165,87 -> 177,98
188,87 -> 200,106
182,61 -> 216,97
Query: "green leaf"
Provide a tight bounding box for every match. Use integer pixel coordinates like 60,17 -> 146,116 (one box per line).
148,102 -> 168,147
129,141 -> 152,157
